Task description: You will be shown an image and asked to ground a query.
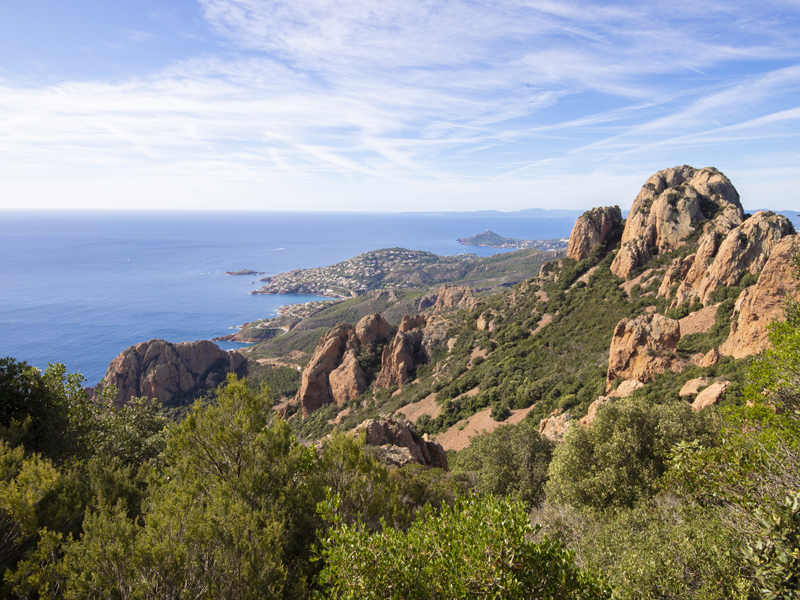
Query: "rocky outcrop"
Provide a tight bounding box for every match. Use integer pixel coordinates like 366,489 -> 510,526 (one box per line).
611,166 -> 743,279
692,380 -> 730,411
679,377 -> 713,397
434,284 -> 478,314
691,212 -> 795,305
375,329 -> 425,388
399,314 -> 426,332
720,235 -> 800,358
607,379 -> 644,398
356,417 -> 448,468
298,323 -> 356,417
103,339 -> 245,406
579,396 -> 610,427
567,206 -> 623,261
355,313 -> 393,346
298,314 -> 397,417
607,314 -> 682,390
328,350 -> 366,407
539,409 -> 572,442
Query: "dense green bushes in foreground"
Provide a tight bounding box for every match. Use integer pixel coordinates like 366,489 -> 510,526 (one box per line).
4,290 -> 800,598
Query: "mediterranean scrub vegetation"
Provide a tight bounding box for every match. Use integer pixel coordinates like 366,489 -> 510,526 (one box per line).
5,268 -> 800,598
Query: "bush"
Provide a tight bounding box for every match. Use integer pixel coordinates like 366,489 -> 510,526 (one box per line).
546,396 -> 719,512
455,420 -> 554,507
317,493 -> 610,599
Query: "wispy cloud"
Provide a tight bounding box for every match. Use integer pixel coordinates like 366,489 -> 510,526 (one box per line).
1,0 -> 799,210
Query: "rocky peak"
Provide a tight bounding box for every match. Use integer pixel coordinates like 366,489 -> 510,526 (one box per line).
355,313 -> 394,346
567,205 -> 623,261
611,166 -> 744,279
103,339 -> 245,406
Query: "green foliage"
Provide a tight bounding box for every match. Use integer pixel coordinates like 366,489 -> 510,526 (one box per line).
583,497 -> 752,600
744,491 -> 800,599
0,442 -> 60,574
317,492 -> 610,599
547,396 -> 719,512
455,420 -> 554,507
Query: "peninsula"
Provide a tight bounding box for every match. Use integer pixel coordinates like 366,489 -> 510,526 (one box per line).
457,229 -> 568,250
251,246 -> 561,298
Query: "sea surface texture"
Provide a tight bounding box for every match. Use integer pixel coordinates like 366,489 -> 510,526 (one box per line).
1,210 -> 578,384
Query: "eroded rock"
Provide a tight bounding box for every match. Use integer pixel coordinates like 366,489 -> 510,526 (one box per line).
434,284 -> 478,314
103,339 -> 244,406
611,166 -> 743,280
539,409 -> 572,442
720,235 -> 800,358
607,314 -> 682,390
692,380 -> 730,411
567,206 -> 623,261
355,417 -> 448,468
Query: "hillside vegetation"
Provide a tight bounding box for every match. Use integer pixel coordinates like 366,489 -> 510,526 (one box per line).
4,165 -> 800,598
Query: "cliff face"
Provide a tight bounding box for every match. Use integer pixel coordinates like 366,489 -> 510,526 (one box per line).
567,206 -> 623,261
678,211 -> 794,305
720,235 -> 800,358
606,314 -> 681,390
104,339 -> 245,406
611,166 -> 744,280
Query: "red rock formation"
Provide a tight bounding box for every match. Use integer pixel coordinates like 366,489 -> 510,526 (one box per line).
355,417 -> 448,468
538,409 -> 571,442
606,314 -> 681,390
611,166 -> 743,280
691,211 -> 795,305
579,396 -> 610,427
434,284 -> 478,313
375,329 -> 425,388
692,380 -> 730,411
103,339 -> 245,406
297,323 -> 355,417
720,235 -> 800,358
297,313 -> 402,417
355,313 -> 393,346
567,206 -> 623,261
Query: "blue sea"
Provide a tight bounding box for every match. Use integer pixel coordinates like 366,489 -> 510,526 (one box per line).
0,210 -> 580,384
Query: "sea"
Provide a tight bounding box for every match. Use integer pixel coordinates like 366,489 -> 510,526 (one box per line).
1,210 -> 580,385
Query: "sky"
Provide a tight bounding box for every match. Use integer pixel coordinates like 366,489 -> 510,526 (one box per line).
0,0 -> 798,212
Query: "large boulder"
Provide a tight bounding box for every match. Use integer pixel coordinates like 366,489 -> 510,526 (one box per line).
355,417 -> 448,468
355,313 -> 393,346
607,314 -> 682,390
611,166 -> 743,279
720,235 -> 800,358
567,206 -> 623,261
103,339 -> 244,406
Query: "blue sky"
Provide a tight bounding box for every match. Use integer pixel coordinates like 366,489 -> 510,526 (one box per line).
1,0 -> 798,211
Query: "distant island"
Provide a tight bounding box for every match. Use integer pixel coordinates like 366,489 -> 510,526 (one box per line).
225,269 -> 264,276
457,230 -> 569,251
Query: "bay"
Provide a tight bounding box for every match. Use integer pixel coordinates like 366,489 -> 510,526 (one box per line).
0,210 -> 578,384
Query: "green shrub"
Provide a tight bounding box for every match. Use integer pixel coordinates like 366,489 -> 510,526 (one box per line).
455,420 -> 554,507
546,396 -> 719,512
317,493 -> 610,599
